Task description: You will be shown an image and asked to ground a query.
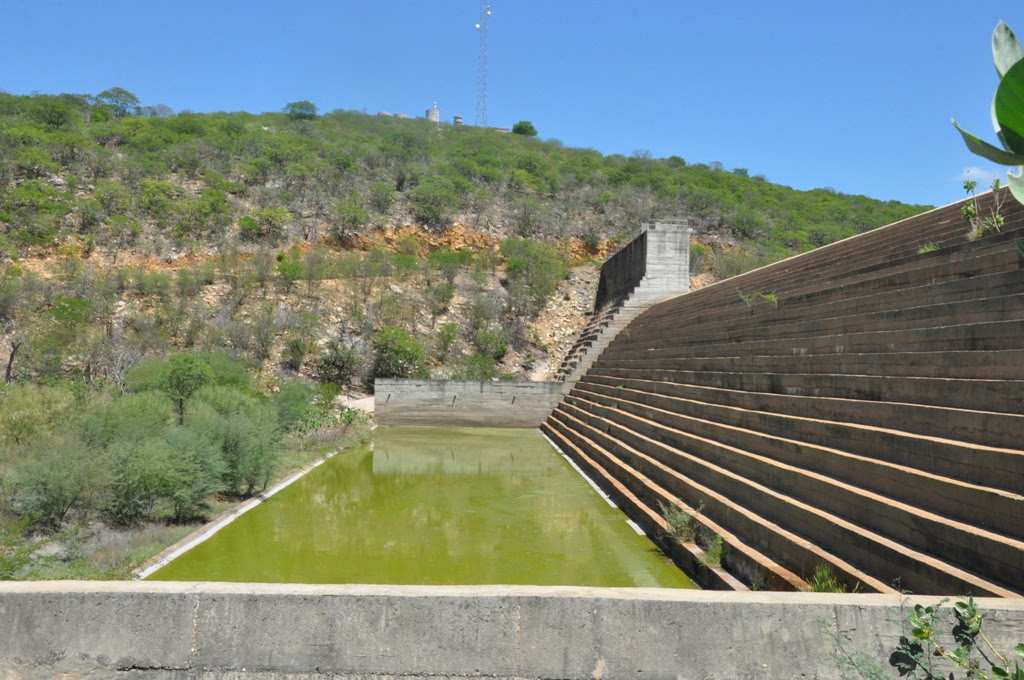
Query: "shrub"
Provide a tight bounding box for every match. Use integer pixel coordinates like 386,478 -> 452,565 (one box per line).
511,120 -> 538,137
14,433 -> 105,529
426,282 -> 455,316
472,328 -> 509,361
271,380 -> 319,431
428,247 -> 473,283
187,400 -> 279,496
658,500 -> 696,542
332,199 -> 369,238
103,438 -> 175,525
371,326 -> 426,381
500,237 -> 568,317
314,340 -> 363,388
0,383 -> 76,449
411,176 -> 461,229
448,352 -> 498,381
282,337 -> 308,371
162,426 -> 225,520
79,391 -> 176,449
369,181 -> 396,213
434,322 -> 459,361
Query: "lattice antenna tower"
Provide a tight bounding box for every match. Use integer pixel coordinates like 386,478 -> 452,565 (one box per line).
474,3 -> 491,127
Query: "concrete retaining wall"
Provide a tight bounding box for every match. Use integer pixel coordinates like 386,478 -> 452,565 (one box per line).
374,379 -> 562,427
2,582 -> 1023,679
594,228 -> 647,311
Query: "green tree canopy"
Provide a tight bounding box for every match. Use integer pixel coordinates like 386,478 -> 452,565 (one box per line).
284,100 -> 318,121
512,120 -> 538,137
95,87 -> 140,118
158,354 -> 214,424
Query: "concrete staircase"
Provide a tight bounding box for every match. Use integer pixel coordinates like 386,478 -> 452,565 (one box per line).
555,292 -> 671,390
556,221 -> 692,390
543,190 -> 1024,595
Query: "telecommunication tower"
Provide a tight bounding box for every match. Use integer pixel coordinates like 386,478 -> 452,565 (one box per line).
474,4 -> 491,127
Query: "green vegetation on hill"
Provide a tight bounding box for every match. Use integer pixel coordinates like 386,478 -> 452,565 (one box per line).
0,89 -> 928,260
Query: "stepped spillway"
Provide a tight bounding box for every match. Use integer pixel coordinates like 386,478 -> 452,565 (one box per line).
543,190 -> 1024,595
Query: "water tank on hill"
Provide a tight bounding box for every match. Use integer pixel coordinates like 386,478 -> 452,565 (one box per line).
426,104 -> 440,123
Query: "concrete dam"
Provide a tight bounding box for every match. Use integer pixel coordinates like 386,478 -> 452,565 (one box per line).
544,190 -> 1024,596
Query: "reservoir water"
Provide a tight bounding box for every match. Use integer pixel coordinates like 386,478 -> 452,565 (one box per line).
148,427 -> 694,588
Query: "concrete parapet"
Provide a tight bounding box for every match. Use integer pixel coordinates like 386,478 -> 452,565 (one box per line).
3,582 -> 1023,679
374,379 -> 562,427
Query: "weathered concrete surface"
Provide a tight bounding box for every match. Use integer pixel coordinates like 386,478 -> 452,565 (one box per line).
374,379 -> 562,427
2,582 -> 1023,679
593,220 -> 691,312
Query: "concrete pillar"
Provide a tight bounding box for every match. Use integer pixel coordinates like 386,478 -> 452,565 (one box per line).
637,220 -> 690,300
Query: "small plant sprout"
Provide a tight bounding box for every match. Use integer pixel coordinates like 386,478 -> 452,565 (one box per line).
810,562 -> 847,593
962,178 -> 1007,240
824,596 -> 1024,680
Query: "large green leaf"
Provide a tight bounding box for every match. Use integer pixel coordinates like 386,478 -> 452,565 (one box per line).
990,95 -> 1018,152
952,119 -> 1024,165
1006,167 -> 1024,204
995,59 -> 1024,153
993,21 -> 1024,78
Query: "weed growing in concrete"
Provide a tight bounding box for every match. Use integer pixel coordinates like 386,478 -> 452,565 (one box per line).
823,596 -> 1024,679
701,533 -> 723,569
737,289 -> 779,310
916,242 -> 940,254
962,179 -> 1007,241
658,500 -> 696,542
810,562 -> 852,593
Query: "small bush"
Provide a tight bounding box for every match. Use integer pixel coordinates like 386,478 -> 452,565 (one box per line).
448,352 -> 498,381
701,533 -> 724,568
658,500 -> 696,542
271,380 -> 319,431
809,562 -> 850,593
282,337 -> 308,371
371,326 -> 427,381
411,177 -> 462,230
314,340 -> 363,388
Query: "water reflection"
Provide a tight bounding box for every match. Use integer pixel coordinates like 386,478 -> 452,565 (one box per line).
149,427 -> 694,588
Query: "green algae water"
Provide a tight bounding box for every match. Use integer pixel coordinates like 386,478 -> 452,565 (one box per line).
148,427 -> 694,588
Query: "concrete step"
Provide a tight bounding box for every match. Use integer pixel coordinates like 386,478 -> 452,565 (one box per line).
583,374 -> 1024,450
595,348 -> 1024,380
609,319 -> 1024,362
590,366 -> 1024,415
555,399 -> 1020,596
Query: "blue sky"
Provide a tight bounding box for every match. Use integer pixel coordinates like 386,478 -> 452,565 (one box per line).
2,1 -> 1022,207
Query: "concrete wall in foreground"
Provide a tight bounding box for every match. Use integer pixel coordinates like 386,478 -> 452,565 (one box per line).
2,582 -> 1024,680
374,379 -> 562,427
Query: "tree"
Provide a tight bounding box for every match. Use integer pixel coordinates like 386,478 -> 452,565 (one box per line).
95,87 -> 140,118
284,100 -> 318,121
158,354 -> 214,424
512,120 -> 538,137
